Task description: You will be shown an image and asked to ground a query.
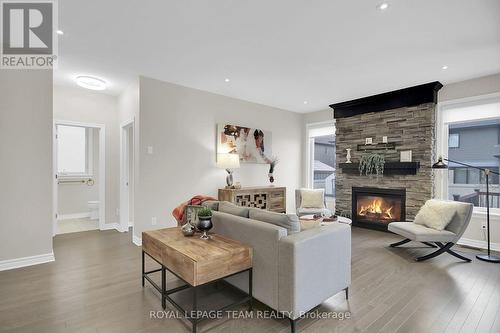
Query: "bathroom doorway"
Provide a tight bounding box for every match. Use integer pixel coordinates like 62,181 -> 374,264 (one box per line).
53,120 -> 106,235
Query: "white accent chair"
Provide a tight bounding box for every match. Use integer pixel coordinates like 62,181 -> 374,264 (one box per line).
295,189 -> 333,217
388,200 -> 474,262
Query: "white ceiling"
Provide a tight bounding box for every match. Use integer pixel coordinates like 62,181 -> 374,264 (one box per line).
55,0 -> 500,113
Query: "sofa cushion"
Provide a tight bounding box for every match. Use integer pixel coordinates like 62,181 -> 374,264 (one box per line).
299,189 -> 325,209
388,222 -> 456,242
201,200 -> 219,211
414,199 -> 457,231
249,209 -> 300,234
218,201 -> 249,218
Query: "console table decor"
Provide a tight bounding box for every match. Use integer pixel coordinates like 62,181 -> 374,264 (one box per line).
218,186 -> 286,213
142,227 -> 253,333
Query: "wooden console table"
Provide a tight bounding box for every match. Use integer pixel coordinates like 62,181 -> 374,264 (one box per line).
142,227 -> 253,333
218,186 -> 286,213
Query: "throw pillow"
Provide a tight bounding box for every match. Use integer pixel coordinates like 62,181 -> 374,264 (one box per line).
249,209 -> 300,234
414,199 -> 457,231
300,189 -> 325,209
218,201 -> 249,218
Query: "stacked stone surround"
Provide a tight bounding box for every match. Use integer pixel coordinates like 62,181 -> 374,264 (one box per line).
335,103 -> 436,220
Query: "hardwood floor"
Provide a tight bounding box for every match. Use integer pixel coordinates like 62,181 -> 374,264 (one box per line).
1,227 -> 499,333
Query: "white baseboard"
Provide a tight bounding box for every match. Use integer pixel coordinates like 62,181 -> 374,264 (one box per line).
101,223 -> 120,231
133,234 -> 142,246
101,223 -> 130,233
117,224 -> 129,232
0,252 -> 55,271
58,212 -> 90,220
458,238 -> 500,252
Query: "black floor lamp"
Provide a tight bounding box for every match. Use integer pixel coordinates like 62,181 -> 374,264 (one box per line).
432,156 -> 500,263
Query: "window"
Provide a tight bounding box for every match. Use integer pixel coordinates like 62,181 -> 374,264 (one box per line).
448,133 -> 459,148
57,125 -> 93,177
447,118 -> 500,209
307,122 -> 336,211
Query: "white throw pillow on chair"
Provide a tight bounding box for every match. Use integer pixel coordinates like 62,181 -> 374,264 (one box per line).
300,189 -> 325,209
414,199 -> 457,231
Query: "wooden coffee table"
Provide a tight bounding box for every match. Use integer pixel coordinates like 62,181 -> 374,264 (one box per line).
142,227 -> 253,333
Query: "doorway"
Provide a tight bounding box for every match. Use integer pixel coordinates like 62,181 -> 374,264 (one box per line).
53,120 -> 106,235
120,120 -> 135,234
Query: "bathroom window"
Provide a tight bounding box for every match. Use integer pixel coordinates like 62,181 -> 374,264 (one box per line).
57,125 -> 93,177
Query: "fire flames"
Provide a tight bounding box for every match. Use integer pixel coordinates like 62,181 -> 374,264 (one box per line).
358,199 -> 394,220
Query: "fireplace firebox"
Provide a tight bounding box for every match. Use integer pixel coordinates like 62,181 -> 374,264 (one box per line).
352,187 -> 406,231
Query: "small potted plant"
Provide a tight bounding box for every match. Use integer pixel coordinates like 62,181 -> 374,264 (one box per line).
196,207 -> 213,240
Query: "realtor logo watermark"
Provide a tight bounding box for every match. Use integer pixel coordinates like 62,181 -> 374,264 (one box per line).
1,0 -> 57,69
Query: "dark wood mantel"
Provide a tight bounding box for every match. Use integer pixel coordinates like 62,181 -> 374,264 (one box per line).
329,81 -> 443,118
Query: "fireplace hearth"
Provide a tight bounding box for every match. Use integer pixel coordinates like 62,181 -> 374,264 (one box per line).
352,187 -> 406,231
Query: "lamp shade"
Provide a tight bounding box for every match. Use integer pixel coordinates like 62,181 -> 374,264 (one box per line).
217,153 -> 240,169
432,156 -> 448,169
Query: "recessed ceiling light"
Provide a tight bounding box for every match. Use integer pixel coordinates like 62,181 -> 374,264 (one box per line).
224,78 -> 230,82
303,101 -> 308,105
378,3 -> 389,10
56,30 -> 64,35
442,65 -> 449,70
75,76 -> 107,91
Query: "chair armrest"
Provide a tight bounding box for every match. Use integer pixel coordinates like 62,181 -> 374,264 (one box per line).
278,224 -> 351,319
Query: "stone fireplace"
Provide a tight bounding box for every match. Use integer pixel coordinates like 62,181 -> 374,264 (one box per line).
352,187 -> 406,231
330,82 -> 442,231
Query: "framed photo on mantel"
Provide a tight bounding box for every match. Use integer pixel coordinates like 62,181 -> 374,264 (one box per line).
400,150 -> 412,162
217,124 -> 273,164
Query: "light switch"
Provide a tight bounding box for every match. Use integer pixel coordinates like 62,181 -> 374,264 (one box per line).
147,146 -> 153,154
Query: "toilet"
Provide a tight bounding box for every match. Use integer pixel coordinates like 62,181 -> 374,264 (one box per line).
88,201 -> 99,220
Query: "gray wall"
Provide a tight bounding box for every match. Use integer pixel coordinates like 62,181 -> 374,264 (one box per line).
53,85 -> 120,225
0,70 -> 53,261
439,73 -> 500,102
135,76 -> 302,240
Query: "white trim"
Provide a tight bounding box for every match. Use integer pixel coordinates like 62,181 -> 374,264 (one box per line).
58,212 -> 90,220
0,252 -> 55,271
120,118 -> 135,236
100,223 -> 121,231
132,234 -> 142,247
53,122 -> 58,235
458,238 -> 500,252
54,120 -> 106,235
128,221 -> 134,227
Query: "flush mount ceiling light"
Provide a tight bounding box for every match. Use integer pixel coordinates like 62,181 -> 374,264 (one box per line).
56,30 -> 64,35
303,101 -> 308,105
442,65 -> 449,70
224,78 -> 230,82
378,2 -> 389,11
75,76 -> 107,90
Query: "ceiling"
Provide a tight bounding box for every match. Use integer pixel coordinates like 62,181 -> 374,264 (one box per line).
55,0 -> 500,113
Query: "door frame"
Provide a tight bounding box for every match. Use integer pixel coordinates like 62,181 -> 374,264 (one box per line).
53,120 -> 106,235
120,118 -> 135,233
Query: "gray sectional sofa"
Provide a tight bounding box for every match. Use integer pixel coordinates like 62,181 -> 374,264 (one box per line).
203,201 -> 351,331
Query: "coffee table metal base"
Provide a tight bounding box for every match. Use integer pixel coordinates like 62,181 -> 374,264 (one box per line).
142,250 -> 253,333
